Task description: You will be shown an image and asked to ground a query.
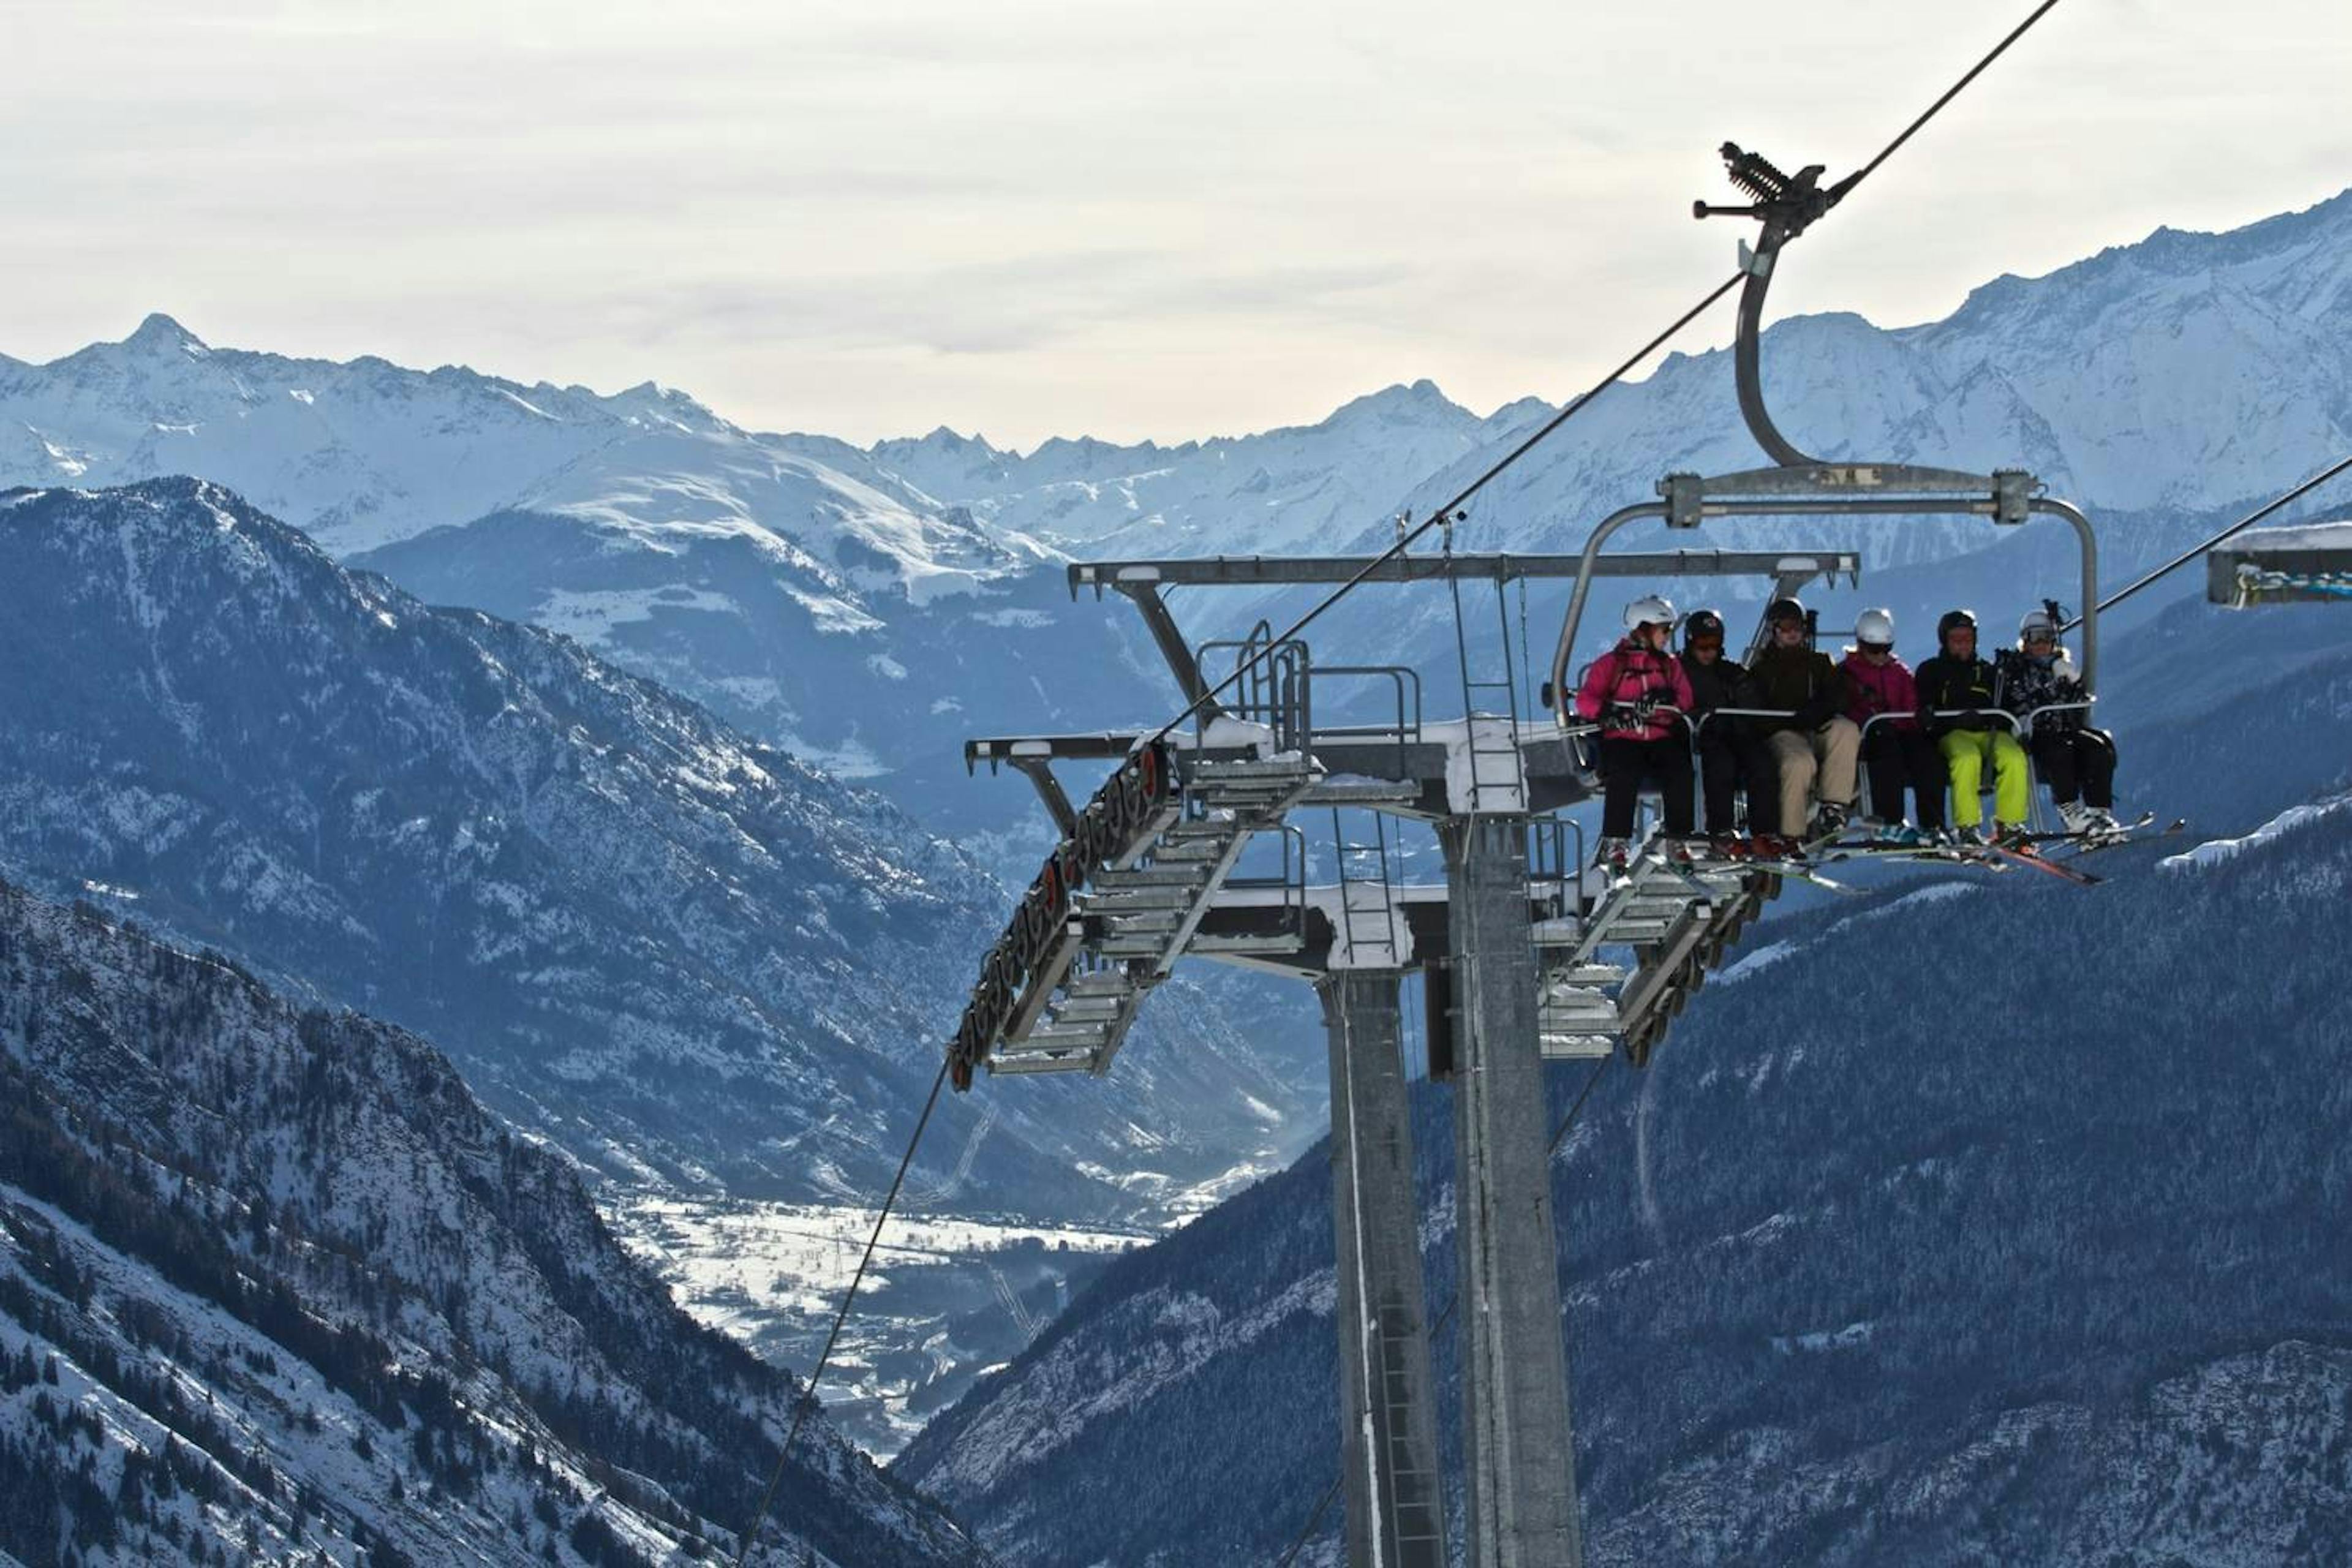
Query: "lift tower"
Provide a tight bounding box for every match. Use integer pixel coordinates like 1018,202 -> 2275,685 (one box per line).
956,548 -> 1849,1568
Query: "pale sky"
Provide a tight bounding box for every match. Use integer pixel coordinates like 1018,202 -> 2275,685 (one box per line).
6,0 -> 2348,450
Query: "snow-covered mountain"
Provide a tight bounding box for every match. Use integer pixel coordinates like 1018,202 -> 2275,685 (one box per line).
854,190 -> 2352,580
0,479 -> 1308,1227
0,872 -> 990,1567
1360,191 -> 2352,573
0,311 -> 1149,847
896,601 -> 2352,1566
0,311 -> 1019,588
11,194 -> 2352,832
853,379 -> 1542,559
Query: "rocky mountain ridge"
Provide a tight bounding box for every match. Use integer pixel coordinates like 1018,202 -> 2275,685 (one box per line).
0,311 -> 1027,602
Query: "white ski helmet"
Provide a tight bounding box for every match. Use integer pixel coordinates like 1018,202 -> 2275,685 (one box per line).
2018,606 -> 2059,641
1623,595 -> 1676,633
1854,607 -> 1896,647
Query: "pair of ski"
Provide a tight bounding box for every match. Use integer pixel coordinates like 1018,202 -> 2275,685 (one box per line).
1967,813 -> 2185,884
1607,814 -> 2182,895
1620,826 -> 1861,893
1758,813 -> 2181,892
1732,834 -> 2068,893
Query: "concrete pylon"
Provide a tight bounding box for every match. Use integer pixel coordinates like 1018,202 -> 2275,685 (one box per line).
1319,968 -> 1447,1568
1439,814 -> 1582,1568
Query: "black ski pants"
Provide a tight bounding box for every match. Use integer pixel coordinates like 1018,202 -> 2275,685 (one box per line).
1697,725 -> 1774,835
1861,725 -> 1948,831
2031,728 -> 2115,808
1598,734 -> 1694,839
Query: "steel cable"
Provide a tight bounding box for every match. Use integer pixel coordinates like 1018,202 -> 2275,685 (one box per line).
1829,0 -> 2065,205
733,1057 -> 953,1567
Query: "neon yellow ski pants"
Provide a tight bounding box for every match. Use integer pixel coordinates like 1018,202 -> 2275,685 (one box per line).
1939,729 -> 2030,827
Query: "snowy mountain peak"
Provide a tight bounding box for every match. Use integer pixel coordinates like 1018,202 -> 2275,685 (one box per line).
1027,431 -> 1148,470
608,376 -> 723,428
1343,376 -> 1452,411
1945,184 -> 2352,333
920,424 -> 998,454
121,311 -> 208,356
0,319 -> 1022,598
1311,377 -> 1476,435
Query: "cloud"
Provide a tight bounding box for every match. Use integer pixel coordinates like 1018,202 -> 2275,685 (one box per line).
4,0 -> 2348,446
591,249 -> 1422,361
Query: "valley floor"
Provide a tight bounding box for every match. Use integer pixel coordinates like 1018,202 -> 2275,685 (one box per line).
612,1196 -> 1154,1455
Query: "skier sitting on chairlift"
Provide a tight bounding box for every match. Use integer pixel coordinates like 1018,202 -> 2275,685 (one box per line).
1913,608 -> 2029,845
1575,595 -> 1695,868
1736,596 -> 1859,840
1839,607 -> 1947,846
1996,603 -> 2120,836
1678,608 -> 1775,847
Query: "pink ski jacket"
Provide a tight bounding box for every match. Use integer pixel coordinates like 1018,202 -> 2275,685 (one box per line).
1840,649 -> 1919,731
1576,640 -> 1694,742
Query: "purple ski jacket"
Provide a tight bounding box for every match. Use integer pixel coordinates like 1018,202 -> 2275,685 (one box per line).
1840,649 -> 1920,732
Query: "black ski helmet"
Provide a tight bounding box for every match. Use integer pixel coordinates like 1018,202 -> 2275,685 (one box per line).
1764,596 -> 1807,627
1937,608 -> 1978,648
1684,608 -> 1725,646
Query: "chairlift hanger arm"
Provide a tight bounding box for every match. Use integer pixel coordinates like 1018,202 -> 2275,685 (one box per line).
1695,143 -> 1855,469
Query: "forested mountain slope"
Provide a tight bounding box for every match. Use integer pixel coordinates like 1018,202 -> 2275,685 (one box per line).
0,875 -> 991,1567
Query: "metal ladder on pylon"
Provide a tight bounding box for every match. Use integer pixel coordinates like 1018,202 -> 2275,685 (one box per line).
1329,807 -> 1401,968
1446,530 -> 1526,812
1375,1292 -> 1446,1557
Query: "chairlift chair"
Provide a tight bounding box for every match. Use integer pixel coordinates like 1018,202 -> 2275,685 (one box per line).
1549,143 -> 2106,828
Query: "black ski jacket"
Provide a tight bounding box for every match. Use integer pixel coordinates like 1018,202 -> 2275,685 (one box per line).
1678,651 -> 1748,718
1736,646 -> 1845,734
1913,654 -> 2007,736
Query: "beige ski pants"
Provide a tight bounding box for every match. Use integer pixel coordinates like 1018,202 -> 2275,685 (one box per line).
1766,718 -> 1860,833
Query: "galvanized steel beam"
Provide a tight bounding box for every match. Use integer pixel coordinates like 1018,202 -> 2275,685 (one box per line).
1320,970 -> 1447,1568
